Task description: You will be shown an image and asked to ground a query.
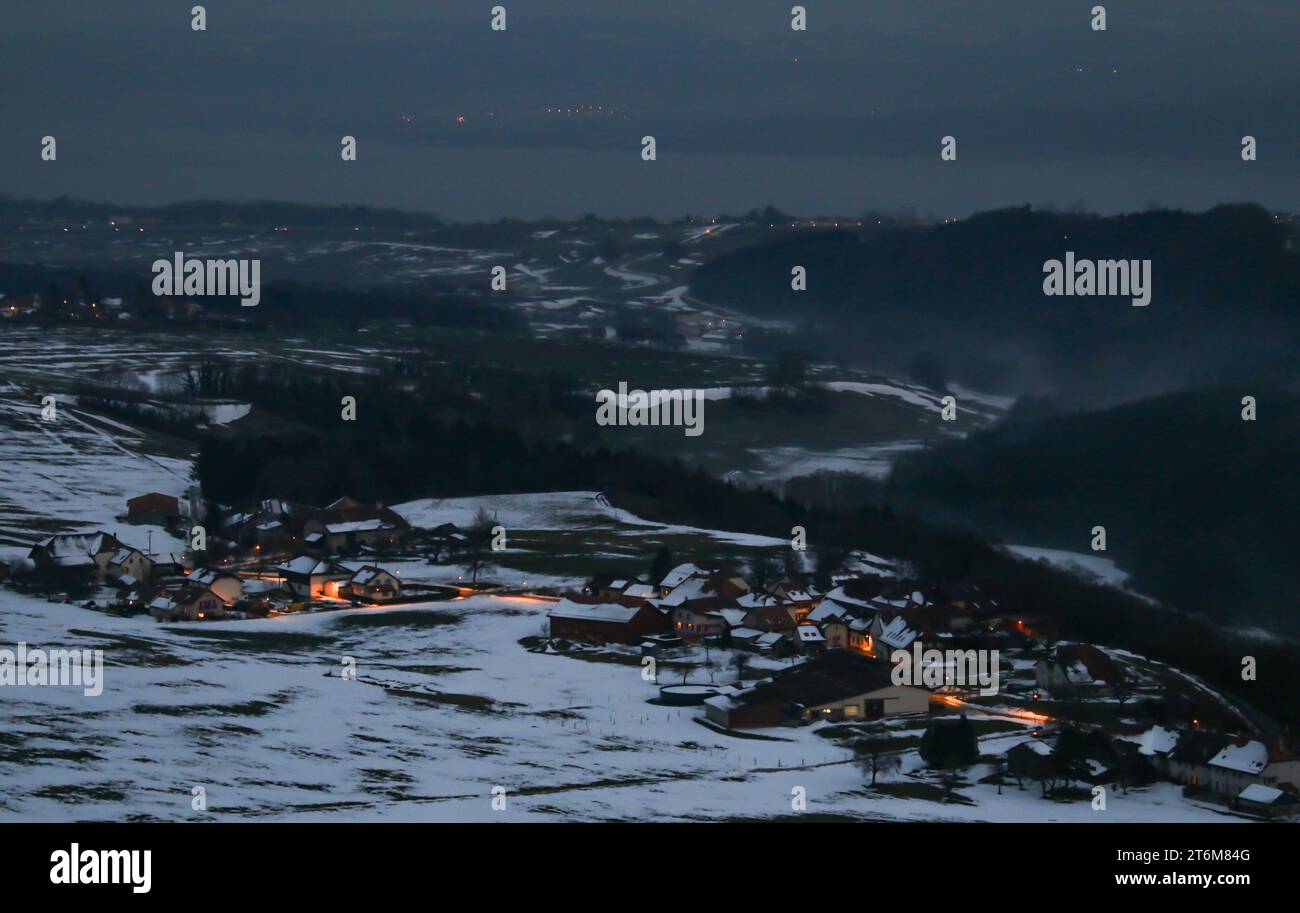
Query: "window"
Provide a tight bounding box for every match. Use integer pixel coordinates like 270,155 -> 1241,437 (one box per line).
844,705 -> 860,717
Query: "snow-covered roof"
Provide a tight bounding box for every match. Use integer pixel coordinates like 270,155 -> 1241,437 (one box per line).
819,585 -> 875,610
277,556 -> 353,577
1122,725 -> 1179,757
1017,739 -> 1053,756
190,568 -> 235,585
325,518 -> 391,534
34,532 -> 115,565
1238,784 -> 1286,804
709,608 -> 748,628
729,627 -> 764,641
623,583 -> 655,599
877,615 -> 920,650
352,566 -> 395,585
548,598 -> 644,624
703,692 -> 742,712
1209,740 -> 1269,775
109,547 -> 141,565
656,576 -> 711,606
796,625 -> 825,643
277,555 -> 319,575
658,562 -> 704,590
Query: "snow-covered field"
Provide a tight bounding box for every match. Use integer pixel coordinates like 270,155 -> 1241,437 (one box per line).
0,590 -> 1240,822
0,392 -> 189,564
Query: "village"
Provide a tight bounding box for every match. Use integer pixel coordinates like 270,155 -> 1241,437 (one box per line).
6,486 -> 1298,821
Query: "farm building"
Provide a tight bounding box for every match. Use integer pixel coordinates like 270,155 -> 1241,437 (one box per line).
704,652 -> 930,729
547,598 -> 664,645
29,532 -> 125,580
126,492 -> 181,526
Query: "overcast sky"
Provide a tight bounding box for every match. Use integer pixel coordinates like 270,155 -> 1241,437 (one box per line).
2,1 -> 1296,220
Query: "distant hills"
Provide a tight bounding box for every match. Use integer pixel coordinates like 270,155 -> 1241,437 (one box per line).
0,195 -> 446,230
883,387 -> 1300,634
691,204 -> 1300,404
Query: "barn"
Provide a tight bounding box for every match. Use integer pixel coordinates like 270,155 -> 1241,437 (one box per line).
547,598 -> 664,645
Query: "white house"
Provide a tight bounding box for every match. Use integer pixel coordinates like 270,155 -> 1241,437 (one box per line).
106,547 -> 153,582
188,567 -> 243,603
349,565 -> 402,602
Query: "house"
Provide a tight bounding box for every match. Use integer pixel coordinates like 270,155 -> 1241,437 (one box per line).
795,623 -> 826,655
1233,784 -> 1300,819
126,492 -> 180,526
105,546 -> 152,582
276,556 -> 356,599
547,598 -> 665,645
29,532 -> 125,580
751,631 -> 791,656
1113,724 -> 1180,774
622,583 -> 656,603
1034,643 -> 1121,695
727,627 -> 767,650
670,606 -> 728,640
117,580 -> 160,613
703,652 -> 930,729
1005,738 -> 1055,785
656,562 -> 706,596
743,603 -> 799,634
703,688 -> 785,730
820,618 -> 850,651
1166,730 -> 1233,791
1,294 -> 41,319
149,584 -> 227,621
300,496 -> 409,554
187,568 -> 243,604
349,565 -> 402,603
870,612 -> 922,660
1206,738 -> 1300,798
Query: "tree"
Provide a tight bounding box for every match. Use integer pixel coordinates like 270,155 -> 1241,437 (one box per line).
650,545 -> 674,586
765,351 -> 809,391
987,755 -> 1007,795
855,737 -> 902,787
750,552 -> 776,595
781,548 -> 805,581
938,770 -> 967,803
813,544 -> 849,591
464,507 -> 497,585
1113,673 -> 1134,706
919,715 -> 978,769
730,651 -> 751,683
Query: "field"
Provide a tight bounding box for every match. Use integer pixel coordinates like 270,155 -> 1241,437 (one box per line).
0,589 -> 1240,822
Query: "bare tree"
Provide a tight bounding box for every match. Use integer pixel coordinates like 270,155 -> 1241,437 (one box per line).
750,552 -> 776,594
855,737 -> 902,787
464,507 -> 498,585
